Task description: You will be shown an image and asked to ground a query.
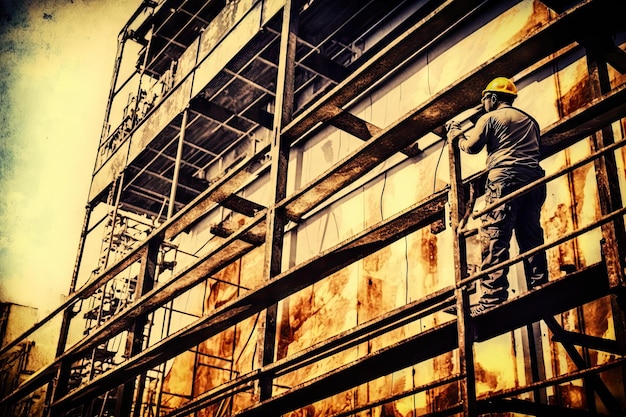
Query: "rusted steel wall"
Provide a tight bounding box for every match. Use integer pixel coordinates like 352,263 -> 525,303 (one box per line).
150,1 -> 626,414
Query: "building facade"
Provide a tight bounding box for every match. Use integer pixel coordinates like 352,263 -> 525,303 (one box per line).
2,0 -> 626,416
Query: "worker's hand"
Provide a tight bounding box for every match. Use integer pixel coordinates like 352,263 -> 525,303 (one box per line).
445,120 -> 462,142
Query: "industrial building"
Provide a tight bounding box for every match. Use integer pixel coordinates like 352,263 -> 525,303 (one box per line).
2,0 -> 626,415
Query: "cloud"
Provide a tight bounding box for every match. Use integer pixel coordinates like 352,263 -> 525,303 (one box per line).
0,0 -> 140,314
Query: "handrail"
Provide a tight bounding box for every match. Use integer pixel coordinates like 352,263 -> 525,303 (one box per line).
458,205 -> 626,289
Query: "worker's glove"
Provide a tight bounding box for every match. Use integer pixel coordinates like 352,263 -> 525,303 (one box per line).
445,120 -> 462,142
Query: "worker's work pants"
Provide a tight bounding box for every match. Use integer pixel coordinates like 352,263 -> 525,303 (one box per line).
478,179 -> 548,306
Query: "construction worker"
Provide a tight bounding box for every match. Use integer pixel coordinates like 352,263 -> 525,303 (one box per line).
445,77 -> 548,316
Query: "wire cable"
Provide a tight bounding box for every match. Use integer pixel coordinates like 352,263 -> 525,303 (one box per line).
432,138 -> 447,193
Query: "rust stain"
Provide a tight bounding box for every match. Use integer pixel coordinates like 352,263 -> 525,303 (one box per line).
285,404 -> 316,417
499,1 -> 551,49
380,402 -> 403,416
559,74 -> 592,117
361,246 -> 391,322
570,162 -> 594,223
286,392 -> 353,416
277,288 -> 314,360
206,269 -> 240,311
423,232 -> 437,273
407,229 -> 438,296
431,382 -> 459,412
474,361 -> 500,392
433,354 -> 454,380
555,382 -> 586,409
159,256 -> 245,411
544,202 -> 576,273
357,274 -> 383,324
275,266 -> 356,399
159,351 -> 195,410
582,297 -> 611,367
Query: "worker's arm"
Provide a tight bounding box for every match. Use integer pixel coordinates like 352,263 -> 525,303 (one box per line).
446,115 -> 488,154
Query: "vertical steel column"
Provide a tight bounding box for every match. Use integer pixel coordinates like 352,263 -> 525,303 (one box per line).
119,108 -> 188,414
46,361 -> 72,417
168,108 -> 189,219
44,204 -> 93,416
586,42 -> 626,401
257,0 -> 299,401
100,31 -> 128,143
522,322 -> 548,404
69,204 -> 93,294
447,140 -> 477,416
102,173 -> 126,269
100,2 -> 154,142
115,237 -> 161,417
586,44 -> 626,289
48,172 -> 123,417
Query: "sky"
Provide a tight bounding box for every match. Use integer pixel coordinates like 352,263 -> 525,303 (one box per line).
0,0 -> 142,314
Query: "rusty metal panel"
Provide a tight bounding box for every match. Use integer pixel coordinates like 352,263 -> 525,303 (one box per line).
428,1 -> 551,94
274,6 -> 578,409
157,260 -> 258,414
196,0 -> 255,61
89,77 -> 192,204
267,2 -> 622,413
129,77 -> 193,164
273,265 -> 360,389
89,140 -> 129,202
175,36 -> 199,87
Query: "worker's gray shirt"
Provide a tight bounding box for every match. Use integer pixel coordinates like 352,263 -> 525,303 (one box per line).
458,105 -> 544,184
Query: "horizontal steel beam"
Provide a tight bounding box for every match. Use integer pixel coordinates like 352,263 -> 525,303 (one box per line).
482,397 -> 605,417
282,0 -> 490,142
48,189 -> 449,410
234,263 -> 609,416
541,81 -> 626,156
165,287 -> 457,417
328,109 -> 381,140
218,194 -> 265,217
240,322 -> 459,416
280,0 -> 609,221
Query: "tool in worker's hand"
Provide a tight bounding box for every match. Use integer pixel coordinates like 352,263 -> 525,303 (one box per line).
445,120 -> 463,142
445,120 -> 461,132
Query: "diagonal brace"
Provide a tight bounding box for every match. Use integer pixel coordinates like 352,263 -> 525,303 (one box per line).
543,315 -> 623,415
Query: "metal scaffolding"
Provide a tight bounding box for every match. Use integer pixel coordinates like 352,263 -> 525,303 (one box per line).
1,0 -> 626,416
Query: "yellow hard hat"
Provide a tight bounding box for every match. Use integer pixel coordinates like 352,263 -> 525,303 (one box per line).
482,77 -> 517,97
